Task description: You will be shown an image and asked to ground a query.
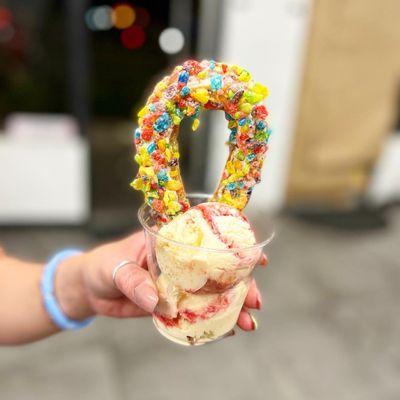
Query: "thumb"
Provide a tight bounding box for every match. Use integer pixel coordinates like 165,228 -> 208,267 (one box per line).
114,263 -> 159,313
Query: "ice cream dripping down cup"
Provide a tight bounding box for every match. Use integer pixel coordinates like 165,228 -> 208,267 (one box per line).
138,193 -> 274,346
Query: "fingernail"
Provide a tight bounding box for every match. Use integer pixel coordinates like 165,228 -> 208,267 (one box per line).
133,281 -> 159,313
255,293 -> 262,310
260,253 -> 268,267
250,314 -> 258,331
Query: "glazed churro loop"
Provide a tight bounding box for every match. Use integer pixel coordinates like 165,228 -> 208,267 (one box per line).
132,59 -> 271,223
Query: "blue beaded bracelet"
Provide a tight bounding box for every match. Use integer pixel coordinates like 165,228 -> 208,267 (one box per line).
41,249 -> 95,330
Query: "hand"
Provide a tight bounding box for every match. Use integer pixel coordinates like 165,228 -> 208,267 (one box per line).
236,279 -> 263,331
55,231 -> 264,331
55,231 -> 158,320
237,253 -> 267,331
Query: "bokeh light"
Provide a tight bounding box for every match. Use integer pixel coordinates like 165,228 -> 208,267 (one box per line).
113,4 -> 135,30
133,7 -> 150,28
84,3 -> 149,50
120,25 -> 145,50
158,27 -> 185,54
92,6 -> 113,30
85,6 -> 113,31
0,7 -> 12,30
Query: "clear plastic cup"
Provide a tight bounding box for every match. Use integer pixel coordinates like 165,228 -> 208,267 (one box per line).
138,193 -> 274,346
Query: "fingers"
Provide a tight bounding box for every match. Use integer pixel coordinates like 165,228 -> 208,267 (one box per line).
244,279 -> 262,310
91,297 -> 150,318
114,263 -> 158,313
259,252 -> 268,267
237,309 -> 258,331
237,279 -> 262,332
116,300 -> 150,318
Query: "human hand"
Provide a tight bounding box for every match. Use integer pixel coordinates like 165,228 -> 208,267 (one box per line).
55,231 -> 157,320
237,253 -> 267,331
55,231 -> 264,331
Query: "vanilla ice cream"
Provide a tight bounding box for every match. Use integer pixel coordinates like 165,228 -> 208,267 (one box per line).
153,202 -> 260,345
154,279 -> 249,345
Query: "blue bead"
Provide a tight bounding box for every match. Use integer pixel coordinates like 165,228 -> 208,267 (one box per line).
226,182 -> 236,191
153,112 -> 171,133
149,104 -> 156,112
134,128 -> 141,139
256,121 -> 266,130
178,70 -> 190,83
246,153 -> 256,162
238,181 -> 244,189
238,118 -> 247,126
157,169 -> 169,183
181,86 -> 190,96
209,60 -> 215,70
147,142 -> 156,154
210,74 -> 223,91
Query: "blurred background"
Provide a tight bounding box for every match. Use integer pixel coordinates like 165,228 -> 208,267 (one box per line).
1,0 -> 400,399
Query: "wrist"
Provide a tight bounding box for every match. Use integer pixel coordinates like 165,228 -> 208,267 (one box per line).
54,253 -> 95,321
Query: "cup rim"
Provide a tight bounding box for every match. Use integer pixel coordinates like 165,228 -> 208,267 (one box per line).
138,192 -> 275,254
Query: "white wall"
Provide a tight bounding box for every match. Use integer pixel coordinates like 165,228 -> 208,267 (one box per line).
0,136 -> 89,224
0,114 -> 89,224
206,0 -> 313,212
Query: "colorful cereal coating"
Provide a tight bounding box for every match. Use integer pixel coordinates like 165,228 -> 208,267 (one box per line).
131,59 -> 271,223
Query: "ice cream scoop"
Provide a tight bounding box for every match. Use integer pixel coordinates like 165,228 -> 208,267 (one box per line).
149,201 -> 262,344
154,279 -> 249,345
155,202 -> 260,292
